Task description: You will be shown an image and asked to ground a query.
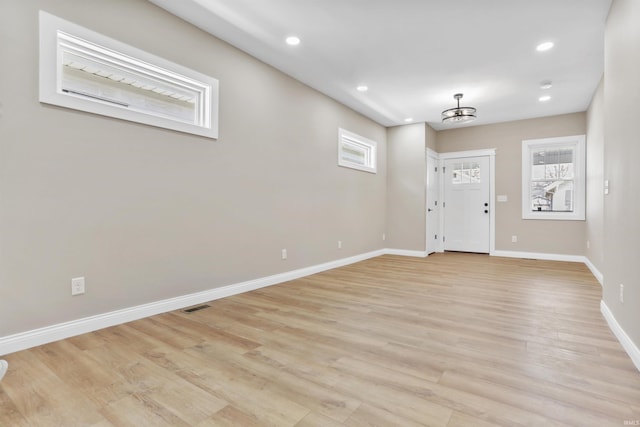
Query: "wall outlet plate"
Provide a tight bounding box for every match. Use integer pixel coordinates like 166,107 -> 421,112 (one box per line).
71,277 -> 85,295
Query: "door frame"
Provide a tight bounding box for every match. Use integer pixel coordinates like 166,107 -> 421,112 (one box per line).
438,149 -> 496,255
426,148 -> 441,254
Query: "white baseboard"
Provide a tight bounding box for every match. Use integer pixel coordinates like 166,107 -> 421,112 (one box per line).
583,257 -> 604,286
385,248 -> 428,257
0,249 -> 385,356
600,300 -> 640,372
491,250 -> 586,263
492,250 -> 605,287
0,247 -> 613,359
495,251 -> 638,372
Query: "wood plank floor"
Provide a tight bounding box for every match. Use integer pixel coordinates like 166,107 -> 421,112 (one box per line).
1,253 -> 639,426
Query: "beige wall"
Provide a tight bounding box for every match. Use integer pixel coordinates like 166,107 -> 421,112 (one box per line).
586,79 -> 605,272
436,114 -> 587,255
386,123 -> 426,251
601,0 -> 640,349
0,0 -> 386,336
425,123 -> 437,151
3,0 -> 635,356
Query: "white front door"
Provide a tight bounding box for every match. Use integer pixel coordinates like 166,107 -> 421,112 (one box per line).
426,153 -> 439,254
443,156 -> 490,253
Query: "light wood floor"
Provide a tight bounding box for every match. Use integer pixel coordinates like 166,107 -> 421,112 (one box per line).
1,253 -> 639,426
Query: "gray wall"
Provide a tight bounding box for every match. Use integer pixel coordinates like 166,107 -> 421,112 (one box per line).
425,124 -> 437,152
601,0 -> 640,349
3,0 -> 636,358
386,123 -> 426,251
436,113 -> 587,255
586,79 -> 605,272
0,0 -> 386,336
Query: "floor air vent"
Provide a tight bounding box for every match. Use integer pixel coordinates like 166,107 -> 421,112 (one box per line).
182,304 -> 211,313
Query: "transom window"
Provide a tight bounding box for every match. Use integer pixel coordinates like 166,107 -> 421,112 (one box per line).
522,135 -> 585,220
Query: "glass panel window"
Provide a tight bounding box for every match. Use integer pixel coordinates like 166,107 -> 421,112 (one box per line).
529,147 -> 575,212
338,128 -> 377,173
521,135 -> 585,220
39,11 -> 219,139
452,162 -> 480,185
530,181 -> 574,212
340,141 -> 368,166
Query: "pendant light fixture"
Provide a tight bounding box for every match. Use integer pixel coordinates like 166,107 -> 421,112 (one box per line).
442,93 -> 476,124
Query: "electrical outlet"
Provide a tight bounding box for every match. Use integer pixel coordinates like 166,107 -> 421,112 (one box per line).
71,277 -> 85,296
382,233 -> 386,241
338,240 -> 342,249
511,235 -> 518,243
587,240 -> 590,249
281,249 -> 287,260
620,284 -> 624,304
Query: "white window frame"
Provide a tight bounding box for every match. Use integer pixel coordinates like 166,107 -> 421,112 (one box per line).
338,128 -> 377,173
521,135 -> 586,220
39,11 -> 219,139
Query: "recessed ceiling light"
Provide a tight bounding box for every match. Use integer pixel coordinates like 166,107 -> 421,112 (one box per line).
539,95 -> 551,102
356,85 -> 368,92
536,41 -> 554,52
285,36 -> 301,46
404,118 -> 413,123
540,81 -> 553,90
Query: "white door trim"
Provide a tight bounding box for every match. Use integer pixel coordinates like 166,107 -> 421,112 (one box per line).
439,148 -> 496,160
439,149 -> 496,255
425,149 -> 441,254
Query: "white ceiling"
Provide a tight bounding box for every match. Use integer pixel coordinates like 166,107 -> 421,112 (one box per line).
148,0 -> 611,130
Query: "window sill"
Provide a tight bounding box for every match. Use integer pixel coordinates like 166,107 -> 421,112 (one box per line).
522,212 -> 585,221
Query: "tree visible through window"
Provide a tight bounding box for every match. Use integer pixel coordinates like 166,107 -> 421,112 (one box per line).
522,135 -> 585,221
529,147 -> 574,212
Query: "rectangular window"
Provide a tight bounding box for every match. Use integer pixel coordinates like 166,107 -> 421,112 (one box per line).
39,11 -> 219,139
338,128 -> 377,173
452,161 -> 481,184
522,135 -> 585,220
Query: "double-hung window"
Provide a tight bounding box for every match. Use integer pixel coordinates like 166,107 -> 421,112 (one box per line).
521,135 -> 586,220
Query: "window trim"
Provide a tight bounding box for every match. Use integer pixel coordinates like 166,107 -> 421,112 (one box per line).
521,135 -> 586,221
39,11 -> 219,139
338,128 -> 377,173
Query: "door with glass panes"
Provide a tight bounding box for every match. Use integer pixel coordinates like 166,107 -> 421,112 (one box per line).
443,156 -> 490,253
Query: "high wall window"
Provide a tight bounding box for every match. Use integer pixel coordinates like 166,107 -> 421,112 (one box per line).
39,11 -> 219,139
521,135 -> 585,220
338,128 -> 377,173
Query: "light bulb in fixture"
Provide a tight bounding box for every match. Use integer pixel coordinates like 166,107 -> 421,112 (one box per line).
442,93 -> 476,124
536,41 -> 554,52
285,36 -> 301,46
